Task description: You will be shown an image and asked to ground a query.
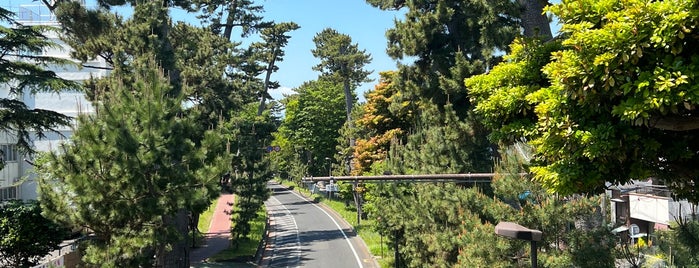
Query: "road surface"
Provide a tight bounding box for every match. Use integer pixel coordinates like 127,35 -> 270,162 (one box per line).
261,182 -> 378,268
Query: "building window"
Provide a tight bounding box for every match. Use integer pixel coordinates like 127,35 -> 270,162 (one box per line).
0,186 -> 18,200
0,144 -> 18,162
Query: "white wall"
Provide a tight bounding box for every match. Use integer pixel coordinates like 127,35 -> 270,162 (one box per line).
629,193 -> 670,225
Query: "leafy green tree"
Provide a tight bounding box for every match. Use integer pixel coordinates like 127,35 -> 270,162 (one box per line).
38,63 -> 226,267
0,7 -> 79,164
0,200 -> 67,267
467,0 -> 699,201
272,78 -> 346,178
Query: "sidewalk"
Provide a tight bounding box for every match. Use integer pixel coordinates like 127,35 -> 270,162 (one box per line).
190,193 -> 235,264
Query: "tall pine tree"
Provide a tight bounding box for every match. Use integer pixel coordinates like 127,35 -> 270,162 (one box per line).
224,104 -> 275,243
38,61 -> 226,267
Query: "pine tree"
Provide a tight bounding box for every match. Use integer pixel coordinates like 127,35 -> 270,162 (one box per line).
38,62 -> 225,267
311,28 -> 372,150
225,104 -> 275,243
252,22 -> 300,115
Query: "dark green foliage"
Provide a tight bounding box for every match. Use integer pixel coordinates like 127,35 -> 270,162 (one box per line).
565,228 -> 616,268
38,64 -> 225,266
0,7 -> 79,158
368,144 -> 611,267
225,104 -> 275,242
378,0 -> 519,108
655,215 -> 699,266
40,0 -> 284,265
311,28 -> 372,89
398,103 -> 493,175
191,0 -> 272,39
0,200 -> 67,267
272,78 -> 347,178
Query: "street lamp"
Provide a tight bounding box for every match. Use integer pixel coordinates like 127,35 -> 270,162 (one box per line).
324,157 -> 332,176
495,221 -> 542,268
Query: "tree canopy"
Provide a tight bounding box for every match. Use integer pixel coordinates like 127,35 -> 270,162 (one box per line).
272,78 -> 347,178
467,0 -> 699,201
39,62 -> 226,267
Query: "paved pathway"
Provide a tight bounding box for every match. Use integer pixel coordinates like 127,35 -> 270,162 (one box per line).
261,182 -> 378,268
191,193 -> 235,264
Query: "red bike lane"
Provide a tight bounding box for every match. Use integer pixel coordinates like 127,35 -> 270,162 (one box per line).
191,193 -> 235,263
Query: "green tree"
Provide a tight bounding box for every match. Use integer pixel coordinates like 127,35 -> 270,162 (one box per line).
467,0 -> 699,201
367,0 -> 520,108
191,0 -> 271,40
311,28 -> 372,149
0,7 -> 79,165
42,0 -> 285,265
0,200 -> 67,268
38,64 -> 226,267
367,0 -> 551,39
225,103 -> 275,243
272,78 -> 346,178
252,22 -> 300,115
372,144 -> 612,267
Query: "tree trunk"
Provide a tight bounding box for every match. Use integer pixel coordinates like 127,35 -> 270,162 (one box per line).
258,47 -> 278,116
191,212 -> 200,248
518,0 -> 553,40
344,79 -> 355,149
222,0 -> 239,40
156,209 -> 191,267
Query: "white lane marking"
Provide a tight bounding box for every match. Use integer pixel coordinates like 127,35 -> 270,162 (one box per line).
267,195 -> 301,267
286,188 -> 364,268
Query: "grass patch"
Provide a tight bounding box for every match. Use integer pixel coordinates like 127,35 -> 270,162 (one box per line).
192,197 -> 219,247
210,205 -> 267,262
199,198 -> 219,233
275,178 -> 392,267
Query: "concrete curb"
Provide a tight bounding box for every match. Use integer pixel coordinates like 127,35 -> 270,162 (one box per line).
254,209 -> 271,266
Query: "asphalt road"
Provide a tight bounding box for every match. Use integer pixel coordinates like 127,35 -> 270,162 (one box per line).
261,182 -> 378,268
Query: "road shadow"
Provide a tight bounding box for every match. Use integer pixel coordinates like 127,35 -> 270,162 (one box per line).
298,229 -> 358,245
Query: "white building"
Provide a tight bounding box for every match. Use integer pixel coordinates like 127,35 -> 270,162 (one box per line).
1,2 -> 107,200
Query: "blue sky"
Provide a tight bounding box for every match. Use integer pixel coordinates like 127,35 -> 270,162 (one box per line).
241,1 -> 405,101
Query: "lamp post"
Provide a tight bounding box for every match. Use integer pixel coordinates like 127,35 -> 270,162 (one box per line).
324,157 -> 332,176
495,221 -> 542,268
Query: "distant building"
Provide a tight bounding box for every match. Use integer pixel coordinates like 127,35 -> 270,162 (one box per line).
0,2 -> 107,201
610,179 -> 698,242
